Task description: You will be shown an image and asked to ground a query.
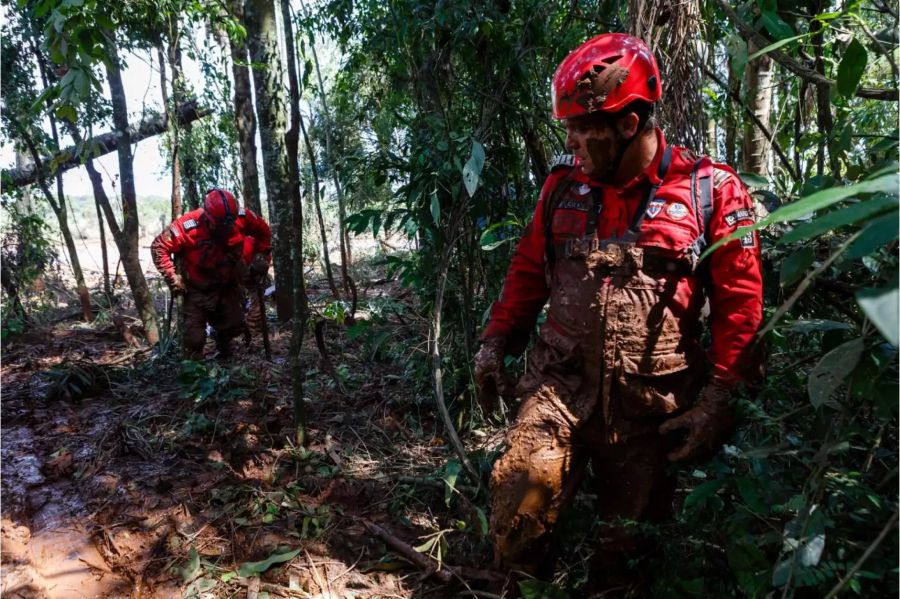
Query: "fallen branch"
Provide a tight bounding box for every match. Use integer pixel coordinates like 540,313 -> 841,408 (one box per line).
362,520 -> 505,585
2,101 -> 211,192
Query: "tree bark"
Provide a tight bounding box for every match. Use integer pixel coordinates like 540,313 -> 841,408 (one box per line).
725,59 -> 740,165
741,40 -> 775,177
281,0 -> 311,442
1,254 -> 29,326
1,101 -> 210,192
157,42 -> 183,219
301,0 -> 350,294
299,108 -> 339,299
105,39 -> 160,345
245,0 -> 294,321
809,0 -> 839,177
228,0 -> 262,214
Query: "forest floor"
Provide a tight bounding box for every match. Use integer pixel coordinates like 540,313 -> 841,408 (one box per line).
1,274 -> 519,599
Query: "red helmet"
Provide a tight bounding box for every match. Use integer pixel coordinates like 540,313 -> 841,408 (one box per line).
203,188 -> 239,230
551,33 -> 661,119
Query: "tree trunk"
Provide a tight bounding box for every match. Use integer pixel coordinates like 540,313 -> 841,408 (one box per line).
301,0 -> 350,294
228,0 -> 262,214
157,42 -> 183,219
809,0 -> 838,177
1,254 -> 29,326
299,109 -> 339,299
741,40 -> 775,176
280,0 -> 311,442
94,184 -> 111,299
725,58 -> 740,165
105,39 -> 160,345
245,0 -> 294,321
30,38 -> 92,321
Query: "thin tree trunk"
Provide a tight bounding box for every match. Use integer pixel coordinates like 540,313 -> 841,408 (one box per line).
299,111 -> 339,299
301,0 -> 350,293
725,58 -> 740,165
157,42 -> 183,219
741,40 -> 775,176
281,0 -> 311,442
228,0 -> 262,214
105,39 -> 160,345
809,0 -> 839,177
94,178 -> 111,299
244,0 -> 294,320
1,254 -> 29,326
30,37 -> 92,321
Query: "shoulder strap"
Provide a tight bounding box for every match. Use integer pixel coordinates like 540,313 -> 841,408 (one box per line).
543,170 -> 577,270
623,145 -> 673,240
689,156 -> 715,258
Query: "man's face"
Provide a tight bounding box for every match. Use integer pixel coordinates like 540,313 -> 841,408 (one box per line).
563,114 -> 621,181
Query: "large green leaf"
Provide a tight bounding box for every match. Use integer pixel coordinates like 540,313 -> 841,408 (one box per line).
760,10 -> 795,40
430,190 -> 440,226
728,34 -> 749,80
236,548 -> 301,577
843,212 -> 899,260
779,195 -> 898,244
702,171 -> 899,259
837,38 -> 868,98
856,287 -> 899,346
462,139 -> 485,198
808,338 -> 865,407
780,247 -> 815,288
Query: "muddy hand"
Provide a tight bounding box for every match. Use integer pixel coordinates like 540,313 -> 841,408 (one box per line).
659,379 -> 734,462
474,337 -> 515,413
170,274 -> 187,296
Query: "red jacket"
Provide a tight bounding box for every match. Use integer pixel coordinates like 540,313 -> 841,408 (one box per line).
484,131 -> 763,382
151,207 -> 272,289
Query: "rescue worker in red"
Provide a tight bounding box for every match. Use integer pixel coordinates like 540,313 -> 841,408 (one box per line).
151,189 -> 272,360
475,34 -> 763,590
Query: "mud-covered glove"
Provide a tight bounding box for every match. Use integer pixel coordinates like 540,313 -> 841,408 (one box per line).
474,336 -> 516,413
250,253 -> 269,276
169,274 -> 187,296
659,378 -> 735,462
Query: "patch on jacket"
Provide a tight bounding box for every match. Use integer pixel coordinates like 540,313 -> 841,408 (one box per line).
740,232 -> 756,247
551,154 -> 576,170
169,225 -> 180,237
724,208 -> 755,227
183,218 -> 198,230
238,208 -> 246,217
713,168 -> 732,188
666,202 -> 689,220
575,183 -> 591,196
557,198 -> 591,212
646,199 -> 665,219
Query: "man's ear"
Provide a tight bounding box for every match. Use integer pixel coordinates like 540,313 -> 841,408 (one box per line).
616,112 -> 640,140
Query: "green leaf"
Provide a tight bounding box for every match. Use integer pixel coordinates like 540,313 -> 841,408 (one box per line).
837,38 -> 868,98
462,139 -> 485,198
518,579 -> 570,599
760,10 -> 795,40
738,172 -> 769,188
728,35 -> 748,81
808,338 -> 865,407
747,31 -> 809,60
442,459 -> 461,507
735,477 -> 768,514
779,195 -> 898,244
236,548 -> 301,577
430,191 -> 440,226
474,506 -> 489,537
856,287 -> 899,346
843,212 -> 899,260
684,480 -> 725,510
780,247 -> 815,288
702,171 -> 899,259
179,547 -> 201,582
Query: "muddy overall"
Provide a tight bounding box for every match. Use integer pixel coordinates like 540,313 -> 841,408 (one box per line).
490,149 -> 708,588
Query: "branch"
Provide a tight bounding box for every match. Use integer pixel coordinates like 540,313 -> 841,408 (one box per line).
2,101 -> 211,192
703,66 -> 800,182
823,509 -> 899,599
715,0 -> 899,101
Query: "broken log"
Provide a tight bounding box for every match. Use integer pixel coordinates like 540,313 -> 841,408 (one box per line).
2,101 -> 211,193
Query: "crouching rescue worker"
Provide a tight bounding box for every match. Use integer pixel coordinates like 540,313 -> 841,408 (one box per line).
151,188 -> 272,360
475,34 -> 763,591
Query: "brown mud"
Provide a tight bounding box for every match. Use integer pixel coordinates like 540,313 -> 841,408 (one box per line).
1,302 -> 504,598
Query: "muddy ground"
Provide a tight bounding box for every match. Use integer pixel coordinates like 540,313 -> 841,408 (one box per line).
1,282 -> 512,598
